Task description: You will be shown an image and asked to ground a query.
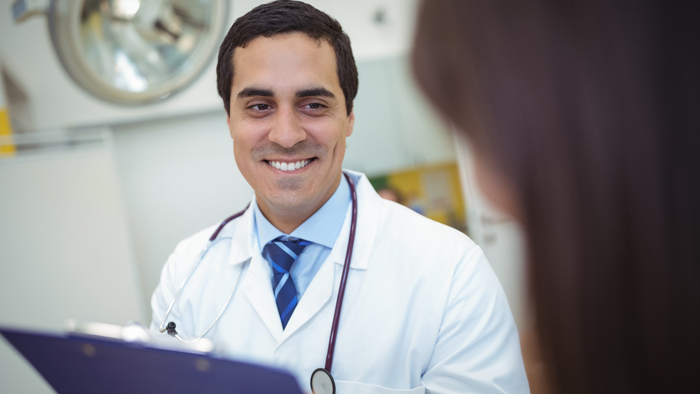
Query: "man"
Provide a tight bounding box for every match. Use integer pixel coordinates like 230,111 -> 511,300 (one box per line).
150,1 -> 529,392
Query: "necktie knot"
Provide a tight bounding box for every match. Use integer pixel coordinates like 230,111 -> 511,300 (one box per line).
266,237 -> 310,273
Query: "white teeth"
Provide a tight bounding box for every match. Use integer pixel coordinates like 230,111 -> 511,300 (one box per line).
269,159 -> 311,171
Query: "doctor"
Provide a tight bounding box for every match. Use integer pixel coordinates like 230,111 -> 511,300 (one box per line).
150,1 -> 529,393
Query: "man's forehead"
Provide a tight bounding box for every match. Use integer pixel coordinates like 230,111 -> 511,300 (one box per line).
230,32 -> 342,96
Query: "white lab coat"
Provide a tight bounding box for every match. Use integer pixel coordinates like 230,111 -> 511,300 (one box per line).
150,170 -> 529,394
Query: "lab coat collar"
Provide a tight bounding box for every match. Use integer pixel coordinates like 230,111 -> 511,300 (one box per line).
226,200 -> 256,266
327,170 -> 381,270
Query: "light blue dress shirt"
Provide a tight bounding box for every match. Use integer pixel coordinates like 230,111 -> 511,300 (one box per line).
253,175 -> 351,299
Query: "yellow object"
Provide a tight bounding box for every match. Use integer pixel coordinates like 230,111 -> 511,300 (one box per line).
0,108 -> 16,157
371,163 -> 467,233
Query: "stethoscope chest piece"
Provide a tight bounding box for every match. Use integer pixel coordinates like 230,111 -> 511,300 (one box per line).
311,368 -> 335,394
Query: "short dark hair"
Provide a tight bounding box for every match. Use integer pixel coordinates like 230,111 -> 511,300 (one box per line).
216,0 -> 358,116
414,1 -> 700,394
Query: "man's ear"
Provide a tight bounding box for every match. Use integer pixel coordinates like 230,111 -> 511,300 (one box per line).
346,111 -> 355,137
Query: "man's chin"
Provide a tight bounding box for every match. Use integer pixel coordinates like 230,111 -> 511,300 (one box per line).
274,176 -> 306,191
260,184 -> 315,208
263,194 -> 318,215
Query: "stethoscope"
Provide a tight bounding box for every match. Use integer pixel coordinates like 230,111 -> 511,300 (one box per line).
158,172 -> 358,394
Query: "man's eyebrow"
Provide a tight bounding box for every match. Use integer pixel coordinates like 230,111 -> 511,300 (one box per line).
296,88 -> 336,98
237,87 -> 273,98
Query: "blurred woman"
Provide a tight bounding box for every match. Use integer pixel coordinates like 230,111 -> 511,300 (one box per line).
411,1 -> 699,393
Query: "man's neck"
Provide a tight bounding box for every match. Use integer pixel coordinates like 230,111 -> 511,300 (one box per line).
258,206 -> 313,234
256,174 -> 343,234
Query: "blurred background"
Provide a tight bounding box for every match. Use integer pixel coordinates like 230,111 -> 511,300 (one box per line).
0,0 -> 528,392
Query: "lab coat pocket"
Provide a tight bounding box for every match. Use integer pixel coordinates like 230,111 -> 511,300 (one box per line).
334,381 -> 425,394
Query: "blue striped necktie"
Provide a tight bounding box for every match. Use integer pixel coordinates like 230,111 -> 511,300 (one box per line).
265,237 -> 311,329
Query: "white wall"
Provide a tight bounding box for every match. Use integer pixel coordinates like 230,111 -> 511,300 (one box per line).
0,135 -> 145,394
346,56 -> 455,175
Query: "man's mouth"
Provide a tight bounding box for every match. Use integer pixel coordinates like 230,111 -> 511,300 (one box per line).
264,158 -> 314,172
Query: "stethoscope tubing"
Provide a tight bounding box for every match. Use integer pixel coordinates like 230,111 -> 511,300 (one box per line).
324,172 -> 357,372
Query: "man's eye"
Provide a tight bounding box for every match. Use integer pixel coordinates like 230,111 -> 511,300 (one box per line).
305,103 -> 325,110
250,104 -> 270,111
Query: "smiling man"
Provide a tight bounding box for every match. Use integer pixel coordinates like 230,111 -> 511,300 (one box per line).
228,31 -> 353,234
149,1 -> 529,393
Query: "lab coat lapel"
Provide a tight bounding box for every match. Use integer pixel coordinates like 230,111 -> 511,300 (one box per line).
242,251 -> 284,342
227,200 -> 284,343
281,252 -> 336,342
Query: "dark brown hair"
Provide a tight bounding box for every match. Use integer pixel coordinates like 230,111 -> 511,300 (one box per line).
412,1 -> 700,393
216,0 -> 358,116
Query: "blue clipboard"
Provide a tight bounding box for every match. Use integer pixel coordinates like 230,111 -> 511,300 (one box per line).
1,326 -> 303,394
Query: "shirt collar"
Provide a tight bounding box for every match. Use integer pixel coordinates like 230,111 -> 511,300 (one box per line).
253,174 -> 352,251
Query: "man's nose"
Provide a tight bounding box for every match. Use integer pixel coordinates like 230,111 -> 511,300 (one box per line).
268,105 -> 306,148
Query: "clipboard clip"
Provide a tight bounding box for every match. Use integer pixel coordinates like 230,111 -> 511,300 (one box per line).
64,319 -> 214,353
